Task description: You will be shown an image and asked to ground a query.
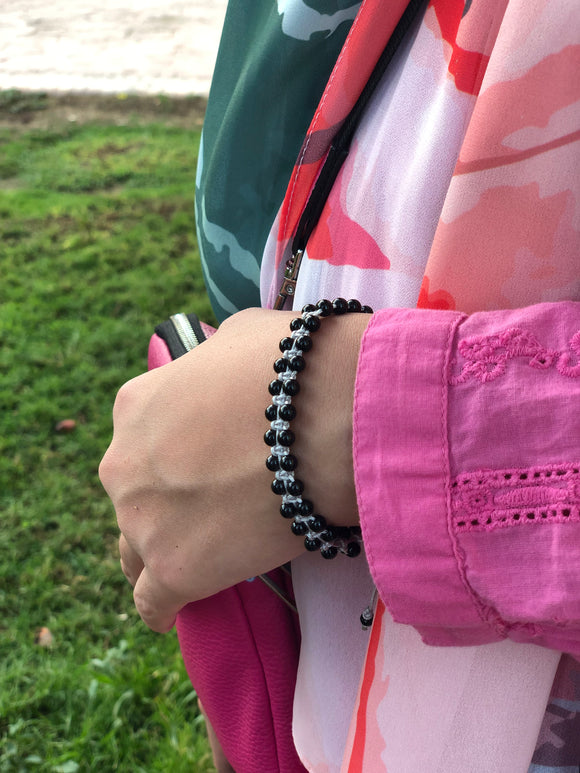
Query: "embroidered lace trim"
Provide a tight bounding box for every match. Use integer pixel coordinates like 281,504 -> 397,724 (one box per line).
449,327 -> 580,384
451,464 -> 580,532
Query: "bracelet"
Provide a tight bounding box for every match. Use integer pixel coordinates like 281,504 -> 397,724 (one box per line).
264,298 -> 373,559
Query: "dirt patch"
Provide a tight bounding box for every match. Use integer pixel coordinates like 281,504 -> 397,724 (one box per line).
0,91 -> 206,130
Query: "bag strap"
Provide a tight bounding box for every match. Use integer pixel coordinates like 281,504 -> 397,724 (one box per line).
274,0 -> 427,309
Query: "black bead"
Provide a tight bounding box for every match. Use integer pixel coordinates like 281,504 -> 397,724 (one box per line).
320,527 -> 336,542
302,303 -> 317,314
316,299 -> 332,317
347,299 -> 362,313
264,429 -> 277,446
278,429 -> 295,446
308,515 -> 326,532
302,315 -> 321,332
332,297 -> 348,314
271,478 -> 286,495
279,337 -> 294,352
291,520 -> 308,536
346,541 -> 362,558
265,404 -> 278,421
280,454 -> 297,471
361,305 -> 374,314
290,317 -> 303,331
268,380 -> 283,396
283,380 -> 300,397
304,536 -> 321,552
286,478 -> 304,496
278,403 -> 296,421
288,356 -> 305,372
266,455 -> 280,471
321,545 -> 338,560
295,336 -> 312,352
273,358 -> 287,373
280,502 -> 296,519
297,499 -> 313,516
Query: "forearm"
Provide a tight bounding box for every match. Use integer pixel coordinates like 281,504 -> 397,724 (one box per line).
291,310 -> 370,528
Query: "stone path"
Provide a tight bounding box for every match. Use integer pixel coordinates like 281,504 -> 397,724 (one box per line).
0,0 -> 228,96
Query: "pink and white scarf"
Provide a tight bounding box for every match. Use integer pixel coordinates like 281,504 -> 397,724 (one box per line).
260,0 -> 580,770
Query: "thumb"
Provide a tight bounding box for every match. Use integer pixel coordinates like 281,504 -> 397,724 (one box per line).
132,566 -> 187,633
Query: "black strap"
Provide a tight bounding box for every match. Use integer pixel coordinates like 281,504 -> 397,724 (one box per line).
291,0 -> 427,256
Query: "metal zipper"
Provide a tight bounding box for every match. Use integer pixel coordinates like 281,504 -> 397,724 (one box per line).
170,313 -> 200,351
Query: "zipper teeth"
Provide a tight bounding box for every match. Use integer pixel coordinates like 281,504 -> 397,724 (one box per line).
170,313 -> 199,352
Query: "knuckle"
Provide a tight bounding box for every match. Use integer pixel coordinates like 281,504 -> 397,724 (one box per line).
112,375 -> 142,420
98,446 -> 131,503
99,451 -> 117,498
119,558 -> 132,585
133,585 -> 154,619
133,587 -> 173,633
98,451 -> 117,494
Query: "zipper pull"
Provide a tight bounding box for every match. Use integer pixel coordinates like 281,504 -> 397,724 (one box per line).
273,249 -> 304,310
360,586 -> 378,630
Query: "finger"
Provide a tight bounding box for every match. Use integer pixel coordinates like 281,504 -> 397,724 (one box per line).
132,566 -> 187,634
119,534 -> 144,588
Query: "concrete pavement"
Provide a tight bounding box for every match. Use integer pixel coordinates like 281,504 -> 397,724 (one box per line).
0,0 -> 228,96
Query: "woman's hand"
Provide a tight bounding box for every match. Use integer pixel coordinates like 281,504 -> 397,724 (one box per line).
99,307 -> 370,632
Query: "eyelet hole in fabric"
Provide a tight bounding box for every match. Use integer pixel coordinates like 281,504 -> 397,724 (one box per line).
451,465 -> 580,533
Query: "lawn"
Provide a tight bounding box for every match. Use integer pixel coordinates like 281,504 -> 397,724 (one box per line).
0,96 -> 217,772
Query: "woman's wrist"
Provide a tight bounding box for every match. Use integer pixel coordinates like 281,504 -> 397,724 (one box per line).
280,308 -> 371,530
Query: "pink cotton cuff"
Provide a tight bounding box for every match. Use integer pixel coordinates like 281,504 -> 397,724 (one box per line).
353,308 -> 502,646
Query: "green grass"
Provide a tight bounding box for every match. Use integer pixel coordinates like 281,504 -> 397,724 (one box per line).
0,116 -> 217,771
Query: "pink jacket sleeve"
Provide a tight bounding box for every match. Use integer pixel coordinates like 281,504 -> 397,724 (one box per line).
353,301 -> 580,655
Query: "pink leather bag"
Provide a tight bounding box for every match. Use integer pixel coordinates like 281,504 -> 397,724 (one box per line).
148,315 -> 306,773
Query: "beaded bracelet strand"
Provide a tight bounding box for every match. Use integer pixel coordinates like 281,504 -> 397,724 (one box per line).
264,298 -> 373,559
